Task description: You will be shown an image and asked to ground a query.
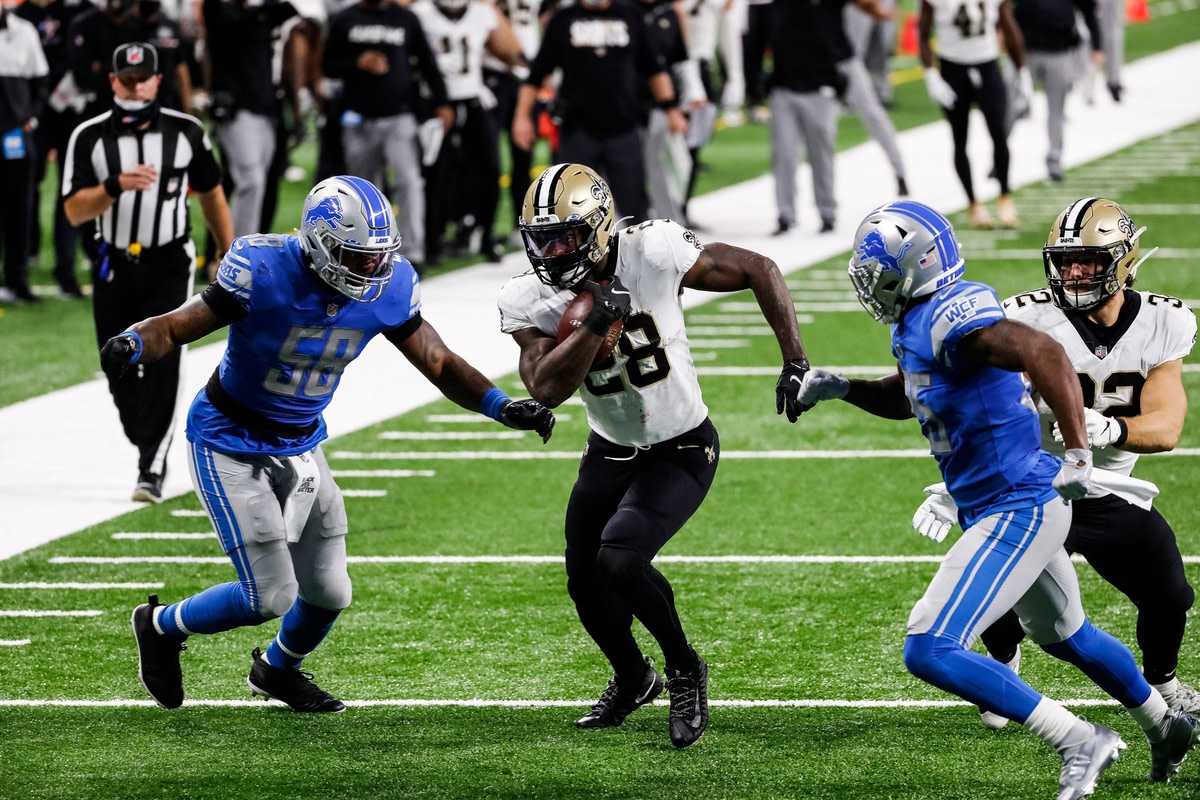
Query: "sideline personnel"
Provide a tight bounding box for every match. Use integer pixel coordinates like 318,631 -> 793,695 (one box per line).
63,41 -> 233,503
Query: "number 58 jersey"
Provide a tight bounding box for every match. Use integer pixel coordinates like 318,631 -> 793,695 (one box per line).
498,219 -> 708,447
1002,288 -> 1197,476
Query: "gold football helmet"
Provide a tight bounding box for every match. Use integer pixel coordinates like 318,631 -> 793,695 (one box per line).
1043,197 -> 1154,311
519,163 -> 616,290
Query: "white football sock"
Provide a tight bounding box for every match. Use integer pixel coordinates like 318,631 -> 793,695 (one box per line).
1024,697 -> 1093,751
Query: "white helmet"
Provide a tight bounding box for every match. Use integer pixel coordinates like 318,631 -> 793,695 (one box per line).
299,176 -> 401,302
848,200 -> 965,324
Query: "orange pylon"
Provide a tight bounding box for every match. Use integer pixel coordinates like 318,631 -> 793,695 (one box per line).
1126,0 -> 1150,23
898,13 -> 919,57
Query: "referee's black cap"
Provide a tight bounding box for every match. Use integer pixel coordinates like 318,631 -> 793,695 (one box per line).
113,42 -> 160,80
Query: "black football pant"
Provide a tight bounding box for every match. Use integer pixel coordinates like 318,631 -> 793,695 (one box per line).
484,68 -> 534,226
424,99 -> 500,263
939,58 -> 1010,201
981,494 -> 1195,684
0,148 -> 35,293
557,126 -> 648,225
564,419 -> 719,680
92,245 -> 194,478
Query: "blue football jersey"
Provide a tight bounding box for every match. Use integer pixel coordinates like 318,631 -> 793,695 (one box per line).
893,280 -> 1059,527
187,234 -> 422,456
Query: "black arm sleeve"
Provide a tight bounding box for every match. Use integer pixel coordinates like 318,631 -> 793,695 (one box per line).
185,122 -> 223,193
1075,0 -> 1102,50
201,281 -> 249,323
382,312 -> 424,346
411,24 -> 450,107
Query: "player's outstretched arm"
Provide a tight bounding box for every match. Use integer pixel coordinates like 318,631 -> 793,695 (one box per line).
392,318 -> 555,441
101,294 -> 226,372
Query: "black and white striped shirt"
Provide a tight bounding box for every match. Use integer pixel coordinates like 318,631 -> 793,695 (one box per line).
62,108 -> 222,251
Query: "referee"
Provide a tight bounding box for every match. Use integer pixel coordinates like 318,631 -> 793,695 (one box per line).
64,42 -> 233,504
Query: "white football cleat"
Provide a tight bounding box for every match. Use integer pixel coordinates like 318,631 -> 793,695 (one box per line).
980,645 -> 1022,730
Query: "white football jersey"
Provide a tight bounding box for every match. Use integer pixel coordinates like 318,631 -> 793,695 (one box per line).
682,0 -> 725,61
1002,288 -> 1197,485
498,219 -> 709,446
411,0 -> 499,101
924,0 -> 1001,65
482,0 -> 540,77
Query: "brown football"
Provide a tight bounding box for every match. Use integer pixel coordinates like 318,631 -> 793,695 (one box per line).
557,291 -> 624,366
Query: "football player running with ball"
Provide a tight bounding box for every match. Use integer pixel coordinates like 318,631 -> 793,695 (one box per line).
796,200 -> 1198,797
108,176 -> 554,712
498,163 -> 811,748
915,198 -> 1200,728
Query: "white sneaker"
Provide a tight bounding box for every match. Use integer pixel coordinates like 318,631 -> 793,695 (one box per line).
1057,721 -> 1127,800
996,195 -> 1020,229
1154,677 -> 1200,714
967,202 -> 994,230
980,645 -> 1022,730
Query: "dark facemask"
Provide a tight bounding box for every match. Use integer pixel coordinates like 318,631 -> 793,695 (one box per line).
113,96 -> 161,129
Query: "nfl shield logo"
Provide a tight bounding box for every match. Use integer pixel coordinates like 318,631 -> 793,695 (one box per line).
327,303 -> 339,317
127,46 -> 144,65
1095,345 -> 1108,357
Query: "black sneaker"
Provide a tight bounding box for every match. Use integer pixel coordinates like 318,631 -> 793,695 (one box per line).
131,594 -> 186,709
575,657 -> 663,728
665,651 -> 709,748
247,647 -> 345,712
132,471 -> 163,504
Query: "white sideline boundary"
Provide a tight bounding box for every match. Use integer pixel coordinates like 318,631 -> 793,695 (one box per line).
2,43 -> 1199,562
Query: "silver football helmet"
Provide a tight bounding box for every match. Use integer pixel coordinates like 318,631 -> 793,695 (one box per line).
519,163 -> 617,290
299,176 -> 401,302
1043,197 -> 1154,311
848,200 -> 965,324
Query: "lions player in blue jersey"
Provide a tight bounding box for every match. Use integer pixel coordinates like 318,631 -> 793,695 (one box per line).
796,200 -> 1198,797
104,175 -> 555,712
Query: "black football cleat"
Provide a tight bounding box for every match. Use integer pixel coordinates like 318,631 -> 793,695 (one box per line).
576,657 -> 663,728
247,647 -> 345,713
131,594 -> 186,709
665,651 -> 709,748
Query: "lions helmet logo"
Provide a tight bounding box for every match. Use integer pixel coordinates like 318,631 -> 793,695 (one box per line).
305,195 -> 344,230
856,229 -> 912,278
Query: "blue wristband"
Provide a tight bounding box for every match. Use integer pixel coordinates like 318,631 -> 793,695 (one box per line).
123,330 -> 143,364
480,387 -> 510,421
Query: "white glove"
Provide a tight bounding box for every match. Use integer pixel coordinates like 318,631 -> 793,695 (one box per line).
924,68 -> 958,109
1052,448 -> 1094,501
1052,407 -> 1124,450
797,369 -> 850,405
912,483 -> 958,543
1017,67 -> 1034,103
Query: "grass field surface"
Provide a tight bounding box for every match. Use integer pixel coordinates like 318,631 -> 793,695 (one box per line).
2,12 -> 1200,800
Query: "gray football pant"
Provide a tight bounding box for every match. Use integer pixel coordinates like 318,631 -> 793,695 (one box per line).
908,496 -> 1085,647
843,2 -> 896,106
342,113 -> 424,263
769,87 -> 838,228
642,109 -> 685,222
1028,50 -> 1075,174
1099,0 -> 1126,89
217,111 -> 276,238
188,442 -> 352,619
837,57 -> 906,180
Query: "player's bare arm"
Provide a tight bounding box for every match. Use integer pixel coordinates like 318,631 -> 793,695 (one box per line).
681,242 -> 807,361
125,295 -> 227,363
997,1 -> 1026,70
389,318 -> 500,411
510,326 -> 596,409
959,318 -> 1088,450
842,370 -> 914,420
1121,359 -> 1187,453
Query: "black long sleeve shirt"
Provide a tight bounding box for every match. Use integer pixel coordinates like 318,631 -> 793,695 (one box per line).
203,0 -> 297,116
1013,0 -> 1101,53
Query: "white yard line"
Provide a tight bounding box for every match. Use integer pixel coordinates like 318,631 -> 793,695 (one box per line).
44,554 -> 1200,565
0,582 -> 164,590
0,610 -> 102,617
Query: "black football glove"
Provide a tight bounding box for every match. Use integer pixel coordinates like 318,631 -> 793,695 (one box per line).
579,275 -> 632,336
100,332 -> 143,375
775,357 -> 812,423
500,398 -> 556,443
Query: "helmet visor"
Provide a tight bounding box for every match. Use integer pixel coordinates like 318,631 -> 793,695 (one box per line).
520,221 -> 592,261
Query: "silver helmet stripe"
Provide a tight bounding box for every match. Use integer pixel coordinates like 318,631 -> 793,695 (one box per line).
1058,196 -> 1100,238
533,163 -> 571,215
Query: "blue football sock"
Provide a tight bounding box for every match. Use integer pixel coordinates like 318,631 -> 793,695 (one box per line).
157,581 -> 265,637
265,597 -> 341,669
904,632 -> 1041,722
1041,619 -> 1152,708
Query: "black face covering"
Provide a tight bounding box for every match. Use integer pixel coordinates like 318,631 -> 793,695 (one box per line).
113,97 -> 161,129
137,0 -> 161,17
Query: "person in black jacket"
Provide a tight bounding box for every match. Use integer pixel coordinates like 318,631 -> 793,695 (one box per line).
511,0 -> 685,225
203,0 -> 297,238
322,0 -> 453,270
0,5 -> 50,305
1009,0 -> 1102,182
